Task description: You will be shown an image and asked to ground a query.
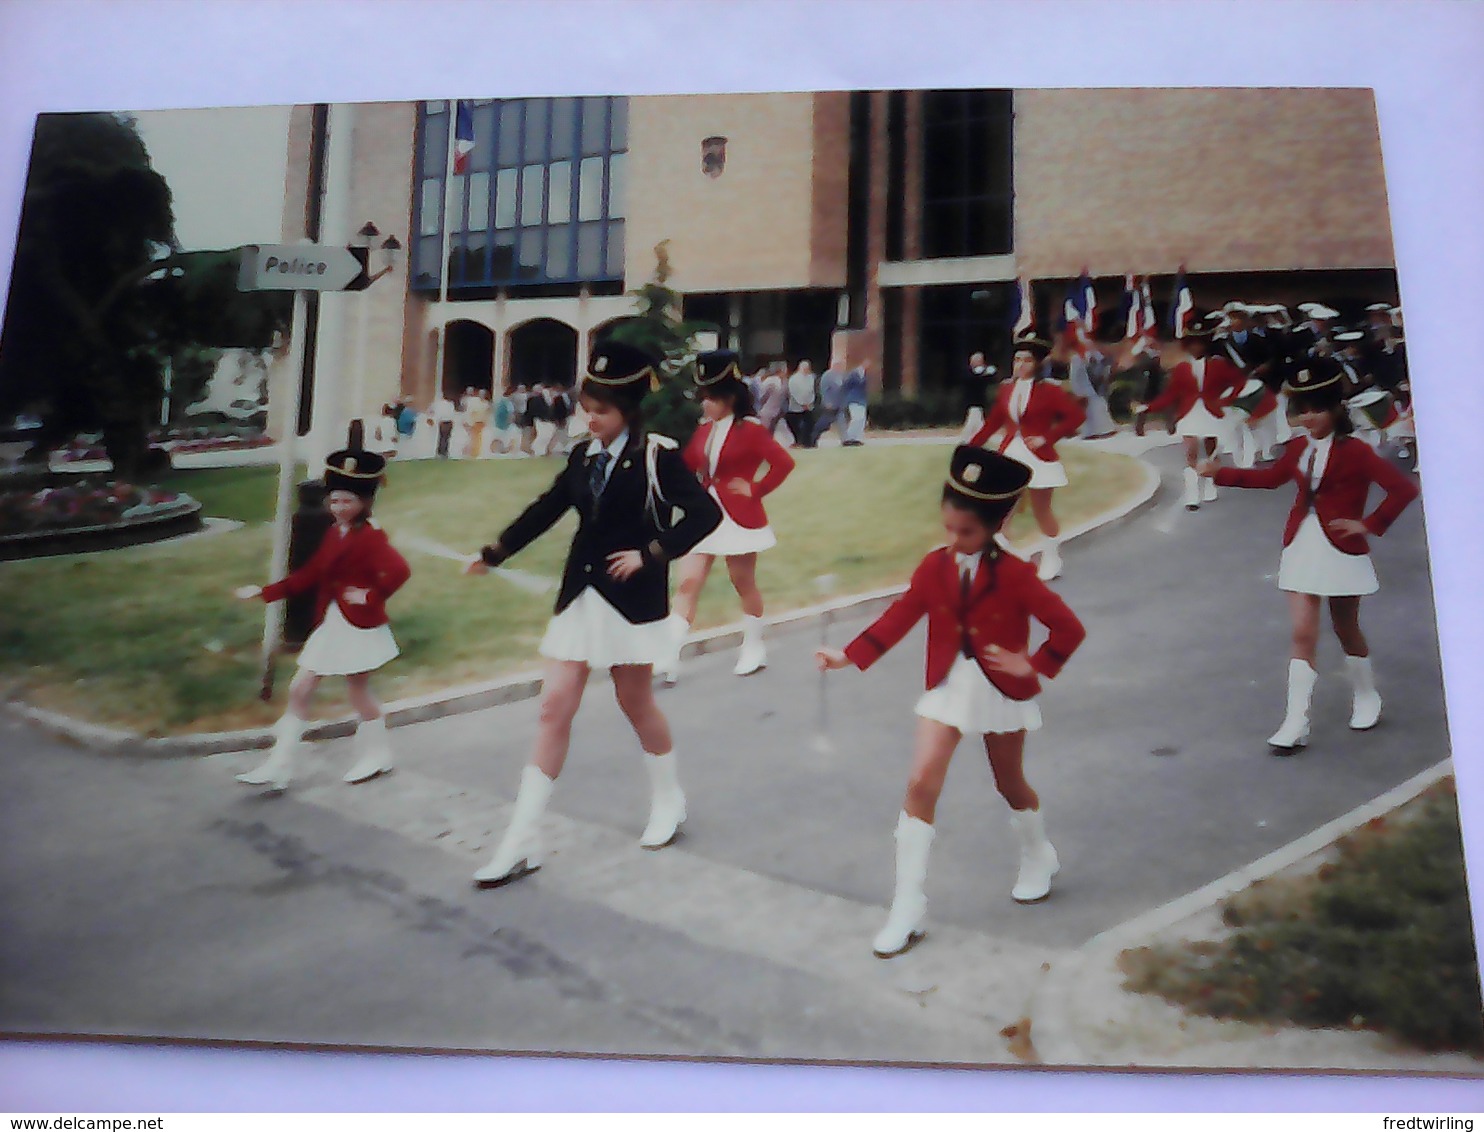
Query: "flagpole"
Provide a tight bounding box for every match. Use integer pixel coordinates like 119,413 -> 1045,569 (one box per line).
431,99 -> 459,404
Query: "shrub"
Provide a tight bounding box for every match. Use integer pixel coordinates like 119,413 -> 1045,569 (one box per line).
867,389 -> 967,430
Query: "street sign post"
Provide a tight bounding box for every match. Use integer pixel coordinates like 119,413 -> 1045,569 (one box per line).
236,240 -> 373,699
237,243 -> 370,293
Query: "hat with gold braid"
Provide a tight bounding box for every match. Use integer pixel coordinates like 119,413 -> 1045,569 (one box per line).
583,339 -> 662,403
1284,354 -> 1345,410
944,444 -> 1032,527
324,448 -> 387,498
693,349 -> 745,387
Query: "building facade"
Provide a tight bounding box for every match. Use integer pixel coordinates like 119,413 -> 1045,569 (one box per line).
272,87 -> 1398,442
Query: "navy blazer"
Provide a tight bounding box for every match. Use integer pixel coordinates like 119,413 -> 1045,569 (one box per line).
482,431 -> 721,624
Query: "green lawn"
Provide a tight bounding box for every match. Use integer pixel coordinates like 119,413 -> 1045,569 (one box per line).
0,445 -> 1146,735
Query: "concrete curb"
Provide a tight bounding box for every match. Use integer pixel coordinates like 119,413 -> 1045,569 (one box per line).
4,449 -> 1162,757
1028,758 -> 1455,1067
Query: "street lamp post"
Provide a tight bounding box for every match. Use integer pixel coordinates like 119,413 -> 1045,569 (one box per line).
349,222 -> 402,447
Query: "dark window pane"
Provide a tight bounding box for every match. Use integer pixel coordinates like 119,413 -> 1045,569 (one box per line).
546,226 -> 572,279
576,221 -> 603,277
609,97 -> 628,151
466,234 -> 489,284
517,228 -> 544,279
423,110 -> 449,174
415,234 -> 441,287
580,96 -> 608,155
523,98 -> 548,163
470,103 -> 495,171
549,97 -> 577,160
497,101 -> 522,167
491,230 -> 515,281
450,174 -> 467,232
607,152 -> 626,219
604,220 -> 624,278
520,164 -> 544,226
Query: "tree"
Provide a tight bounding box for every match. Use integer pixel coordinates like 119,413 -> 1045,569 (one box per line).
606,240 -> 717,448
0,115 -> 290,478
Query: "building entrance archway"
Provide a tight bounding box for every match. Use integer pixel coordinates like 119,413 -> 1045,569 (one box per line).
509,319 -> 579,388
443,320 -> 495,398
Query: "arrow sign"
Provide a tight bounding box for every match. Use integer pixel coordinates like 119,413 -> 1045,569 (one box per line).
237,244 -> 369,292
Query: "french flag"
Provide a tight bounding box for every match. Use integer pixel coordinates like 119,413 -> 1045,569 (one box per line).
1170,266 -> 1195,339
1010,276 -> 1035,338
1123,274 -> 1158,357
452,100 -> 475,175
1062,268 -> 1096,355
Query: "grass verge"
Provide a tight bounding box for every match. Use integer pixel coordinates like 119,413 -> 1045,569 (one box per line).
1119,779 -> 1484,1054
0,444 -> 1146,735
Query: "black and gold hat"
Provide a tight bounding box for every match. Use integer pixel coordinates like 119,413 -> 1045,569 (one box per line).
1284,355 -> 1345,408
1010,334 -> 1052,361
324,448 -> 387,498
583,339 -> 662,400
1184,314 -> 1221,339
944,444 -> 1032,526
694,349 -> 744,387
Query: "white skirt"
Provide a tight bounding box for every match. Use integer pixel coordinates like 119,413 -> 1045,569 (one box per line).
915,655 -> 1043,736
538,587 -> 674,669
689,488 -> 778,556
1278,512 -> 1379,596
1176,401 -> 1232,442
1002,433 -> 1069,489
297,602 -> 400,676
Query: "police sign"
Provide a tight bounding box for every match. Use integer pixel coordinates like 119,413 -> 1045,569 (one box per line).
237,244 -> 370,292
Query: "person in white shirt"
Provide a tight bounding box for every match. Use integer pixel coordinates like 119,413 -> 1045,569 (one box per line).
784,360 -> 819,448
429,391 -> 457,459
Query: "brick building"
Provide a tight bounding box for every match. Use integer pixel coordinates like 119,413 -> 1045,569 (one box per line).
274,87 -> 1398,437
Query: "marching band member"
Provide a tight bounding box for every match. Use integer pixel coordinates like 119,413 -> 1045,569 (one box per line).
1198,359 -> 1418,753
1218,303 -> 1281,466
816,446 -> 1086,957
464,341 -> 722,888
233,448 -> 411,790
662,350 -> 796,684
1133,315 -> 1244,509
969,335 -> 1085,580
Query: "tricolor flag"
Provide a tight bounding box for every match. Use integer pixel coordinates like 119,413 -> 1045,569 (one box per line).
1123,273 -> 1159,357
452,100 -> 475,175
1170,266 -> 1195,339
1009,276 -> 1035,338
1061,268 -> 1096,355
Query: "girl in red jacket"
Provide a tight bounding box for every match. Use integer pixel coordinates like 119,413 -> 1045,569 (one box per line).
816,445 -> 1086,958
232,448 -> 412,790
969,335 -> 1085,580
1134,316 -> 1244,509
1198,358 -> 1418,752
662,349 -> 796,683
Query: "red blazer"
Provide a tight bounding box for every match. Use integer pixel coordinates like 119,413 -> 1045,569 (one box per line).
682,416 -> 796,529
1214,434 -> 1418,555
261,520 -> 412,628
1146,355 -> 1245,421
969,379 -> 1085,461
843,545 -> 1086,701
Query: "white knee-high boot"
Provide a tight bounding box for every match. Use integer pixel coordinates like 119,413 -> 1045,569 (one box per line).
733,614 -> 767,676
344,716 -> 394,783
640,750 -> 687,848
474,765 -> 554,887
1037,537 -> 1063,581
1200,462 -> 1219,501
236,713 -> 306,789
1268,659 -> 1318,751
660,613 -> 688,686
1183,466 -> 1202,510
1346,655 -> 1383,730
1008,807 -> 1060,902
873,812 -> 935,958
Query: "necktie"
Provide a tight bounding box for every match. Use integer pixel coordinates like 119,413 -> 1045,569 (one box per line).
589,450 -> 612,505
1300,445 -> 1320,514
958,559 -> 974,657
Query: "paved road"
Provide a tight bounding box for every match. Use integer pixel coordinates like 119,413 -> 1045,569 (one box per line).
0,440 -> 1449,1065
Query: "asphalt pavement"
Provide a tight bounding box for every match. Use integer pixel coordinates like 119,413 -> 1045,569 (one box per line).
0,439 -> 1451,1065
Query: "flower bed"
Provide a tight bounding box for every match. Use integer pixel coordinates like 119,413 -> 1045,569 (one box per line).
53,426 -> 270,464
0,480 -> 202,560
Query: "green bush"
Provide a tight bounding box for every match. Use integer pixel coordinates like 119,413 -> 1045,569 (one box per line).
867,389 -> 971,430
1121,783 -> 1484,1053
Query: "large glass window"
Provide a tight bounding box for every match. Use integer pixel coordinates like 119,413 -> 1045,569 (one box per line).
919,89 -> 1013,259
414,96 -> 630,292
